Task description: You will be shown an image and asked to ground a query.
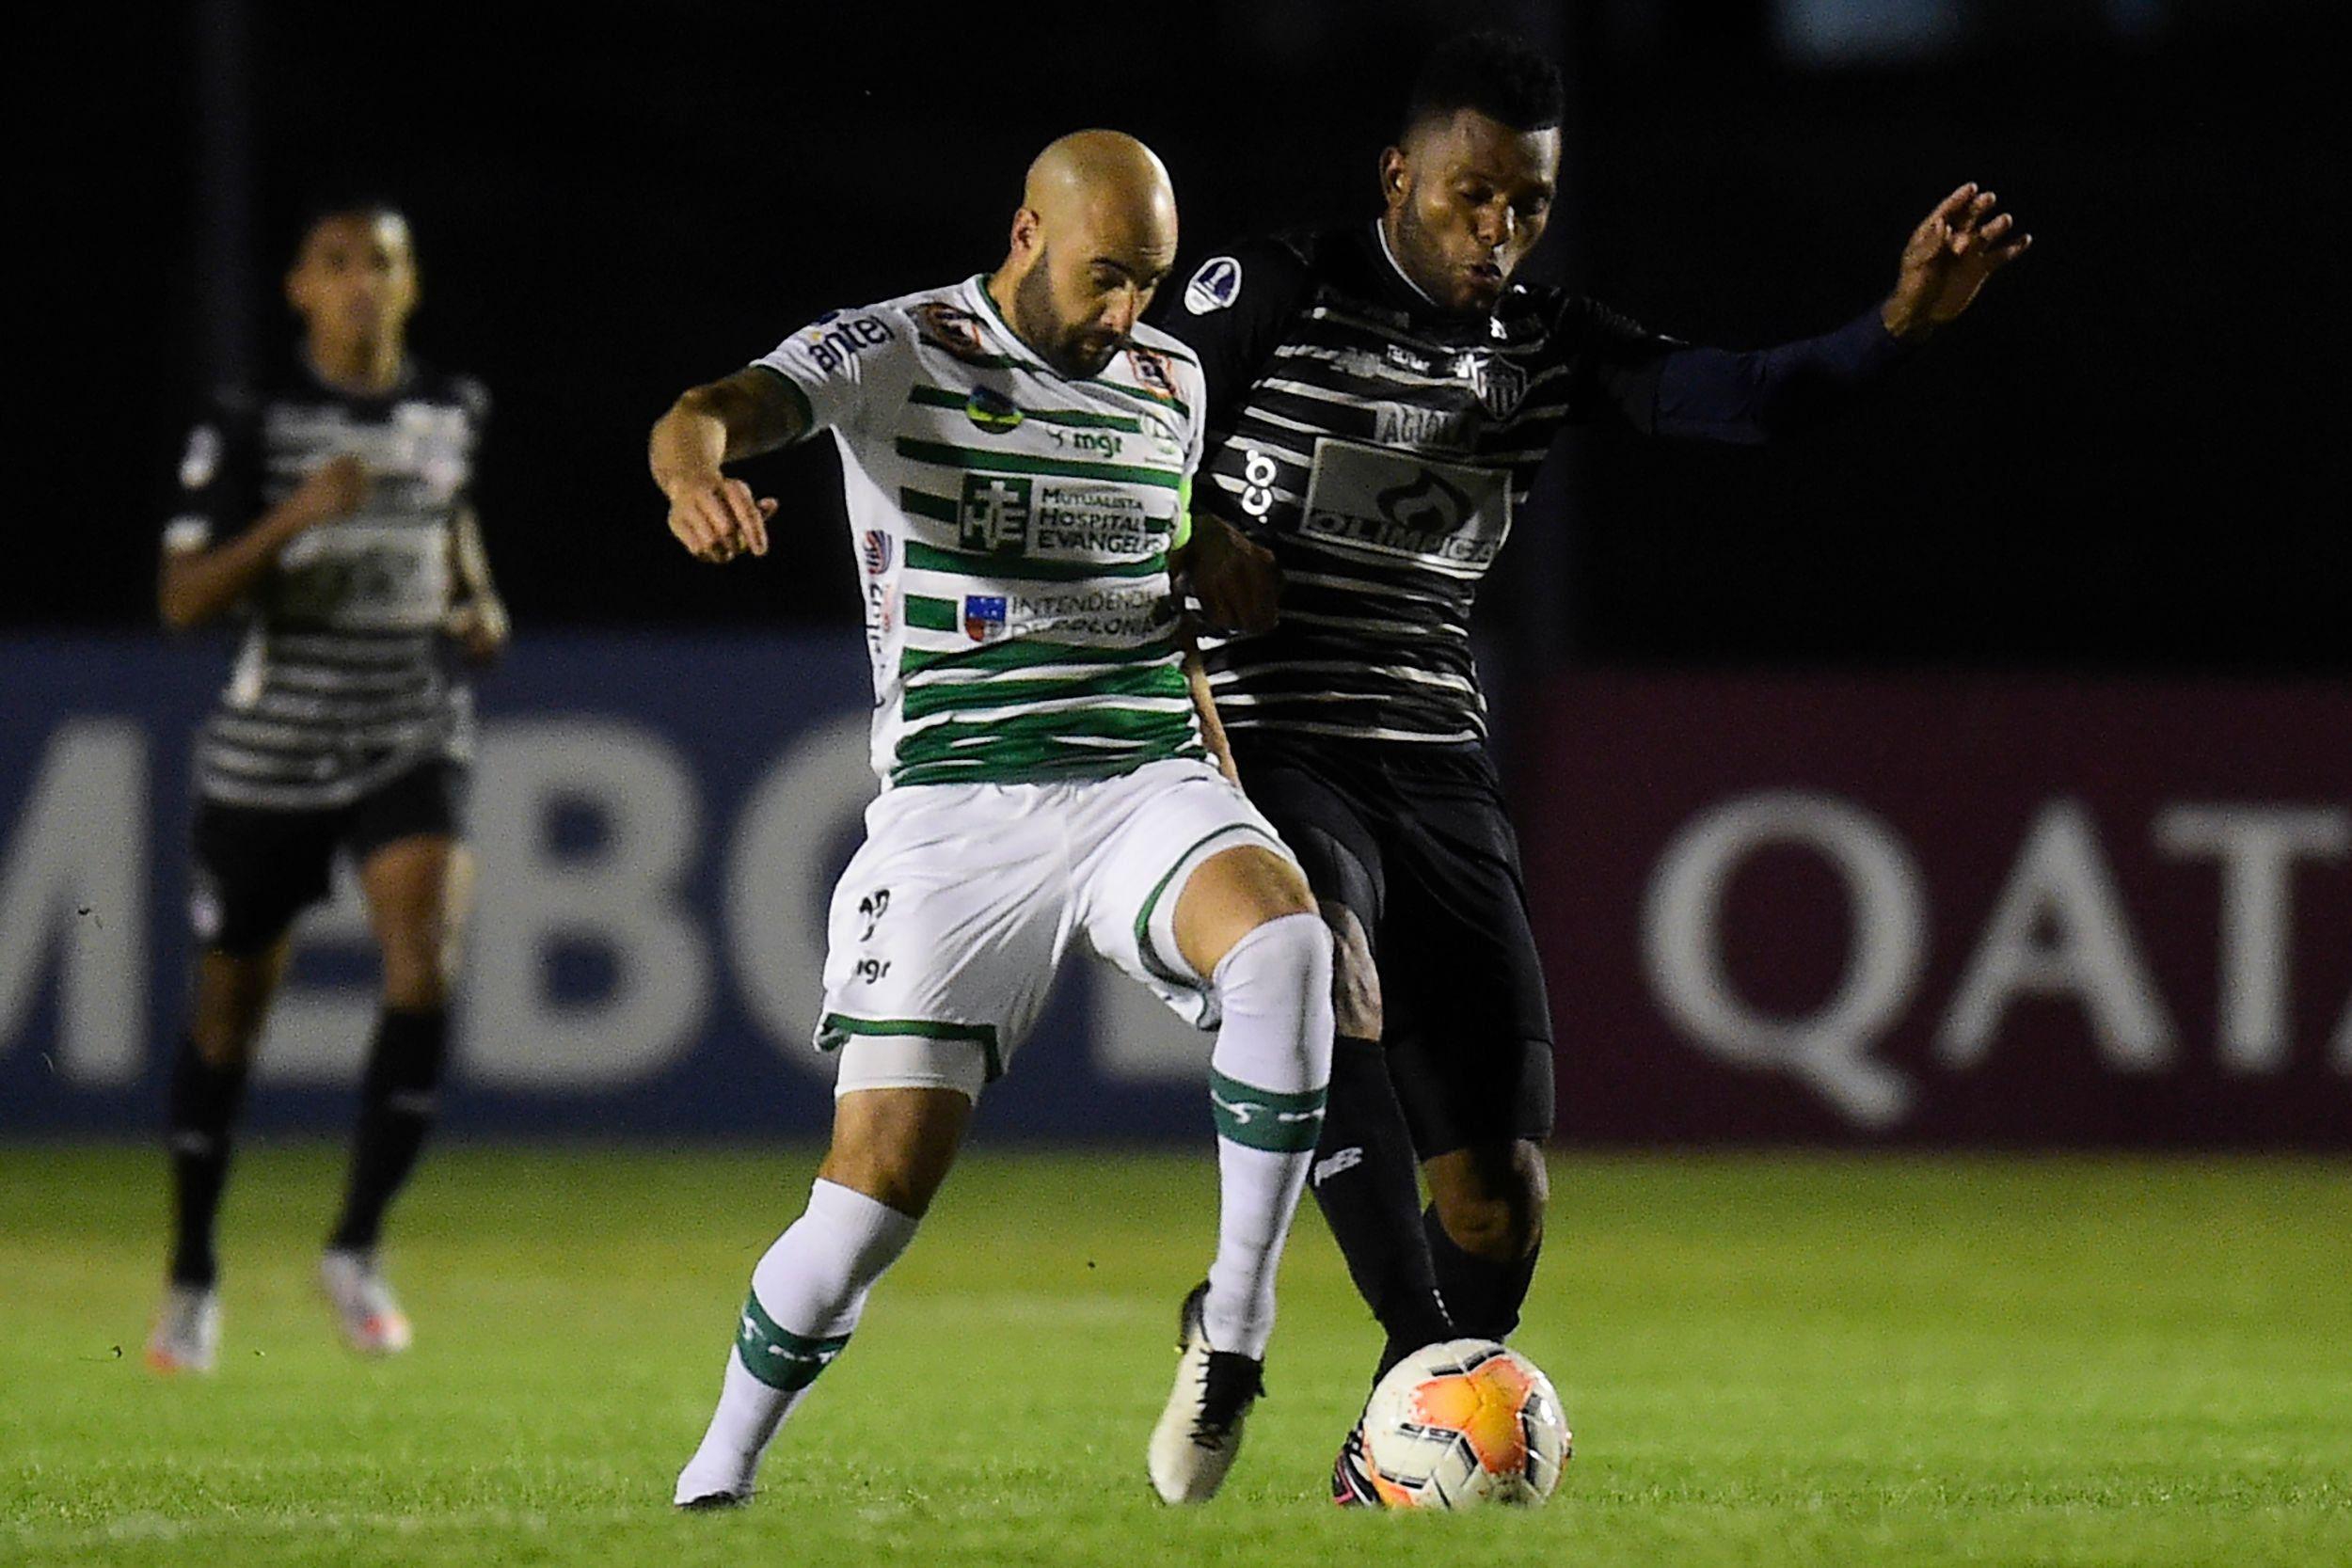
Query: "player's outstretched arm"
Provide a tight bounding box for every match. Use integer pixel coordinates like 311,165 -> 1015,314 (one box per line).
1639,184 -> 2032,444
648,368 -> 805,564
158,454 -> 365,630
1184,641 -> 1242,787
1879,182 -> 2033,342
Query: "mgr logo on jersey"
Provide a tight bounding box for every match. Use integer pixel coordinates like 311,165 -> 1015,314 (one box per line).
860,530 -> 893,576
960,475 -> 1031,554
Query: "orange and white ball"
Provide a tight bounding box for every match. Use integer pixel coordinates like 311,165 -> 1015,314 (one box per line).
1359,1338 -> 1571,1508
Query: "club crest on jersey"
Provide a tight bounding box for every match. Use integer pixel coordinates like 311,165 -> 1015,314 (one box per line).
1184,255 -> 1242,315
962,594 -> 1009,641
965,386 -> 1024,434
1469,355 -> 1528,418
1126,346 -> 1180,400
913,302 -> 994,365
860,530 -> 892,576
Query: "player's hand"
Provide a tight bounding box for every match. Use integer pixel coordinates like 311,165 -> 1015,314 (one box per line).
664,473 -> 775,563
444,596 -> 510,664
290,454 -> 368,529
1882,182 -> 2032,341
1186,511 -> 1281,634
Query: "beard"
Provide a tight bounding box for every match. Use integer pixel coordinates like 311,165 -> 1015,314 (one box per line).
1014,255 -> 1122,378
1391,200 -> 1503,316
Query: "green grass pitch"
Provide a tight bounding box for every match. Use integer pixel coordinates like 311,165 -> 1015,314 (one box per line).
4,1143 -> 2347,1566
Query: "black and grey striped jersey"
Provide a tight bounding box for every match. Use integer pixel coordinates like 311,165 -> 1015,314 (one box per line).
1152,223 -> 1905,744
1152,225 -> 1672,744
165,357 -> 487,810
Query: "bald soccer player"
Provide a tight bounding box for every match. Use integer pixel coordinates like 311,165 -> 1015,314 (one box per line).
654,133 -> 1334,1509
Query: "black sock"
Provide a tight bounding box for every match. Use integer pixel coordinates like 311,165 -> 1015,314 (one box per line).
1309,1037 -> 1454,1386
167,1034 -> 251,1289
328,1006 -> 449,1253
1423,1201 -> 1542,1342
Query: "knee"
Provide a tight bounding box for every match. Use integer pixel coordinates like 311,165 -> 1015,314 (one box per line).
378,926 -> 452,1009
1321,901 -> 1383,1042
1432,1155 -> 1547,1261
817,1145 -> 938,1220
190,959 -> 280,1066
1216,911 -> 1333,1001
190,1013 -> 262,1069
818,1088 -> 968,1220
1215,912 -> 1335,1067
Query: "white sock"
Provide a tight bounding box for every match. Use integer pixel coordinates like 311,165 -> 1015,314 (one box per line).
676,1179 -> 919,1498
1200,911 -> 1334,1360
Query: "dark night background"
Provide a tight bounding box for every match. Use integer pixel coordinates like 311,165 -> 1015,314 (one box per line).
11,0 -> 2344,678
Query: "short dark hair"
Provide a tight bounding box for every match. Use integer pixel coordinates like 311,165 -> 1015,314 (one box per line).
1402,31 -> 1565,140
291,193 -> 408,257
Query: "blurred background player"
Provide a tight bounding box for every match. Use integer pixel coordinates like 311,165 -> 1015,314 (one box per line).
146,198 -> 508,1373
649,131 -> 1333,1509
1150,30 -> 2029,1500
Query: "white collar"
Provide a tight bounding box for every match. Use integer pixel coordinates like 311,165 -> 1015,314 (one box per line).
1373,219 -> 1441,308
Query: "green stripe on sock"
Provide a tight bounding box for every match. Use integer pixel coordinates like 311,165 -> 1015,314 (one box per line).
1209,1068 -> 1327,1153
735,1291 -> 850,1392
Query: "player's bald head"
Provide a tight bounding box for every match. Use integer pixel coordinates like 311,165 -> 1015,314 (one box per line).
991,130 -> 1180,378
1021,130 -> 1177,256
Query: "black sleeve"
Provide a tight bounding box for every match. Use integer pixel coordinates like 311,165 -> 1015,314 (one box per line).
1147,237 -> 1316,432
1648,306 -> 1914,445
1550,295 -> 1680,432
162,385 -> 263,553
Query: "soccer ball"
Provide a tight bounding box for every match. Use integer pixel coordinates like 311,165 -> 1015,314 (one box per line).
1359,1338 -> 1570,1509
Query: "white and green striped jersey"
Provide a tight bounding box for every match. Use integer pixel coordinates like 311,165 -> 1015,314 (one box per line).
755,276 -> 1209,788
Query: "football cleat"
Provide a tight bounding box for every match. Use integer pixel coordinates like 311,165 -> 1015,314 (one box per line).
672,1457 -> 755,1511
319,1248 -> 413,1356
1330,1418 -> 1380,1507
1147,1281 -> 1264,1504
145,1283 -> 220,1374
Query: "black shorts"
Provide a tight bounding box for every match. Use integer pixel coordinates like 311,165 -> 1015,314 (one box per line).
189,759 -> 467,957
1231,732 -> 1555,1155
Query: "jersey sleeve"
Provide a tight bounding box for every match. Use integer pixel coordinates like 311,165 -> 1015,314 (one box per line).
1173,355 -> 1210,553
1544,295 -> 1682,434
1649,307 -> 1913,444
1148,237 -> 1315,432
163,387 -> 262,555
750,304 -> 914,442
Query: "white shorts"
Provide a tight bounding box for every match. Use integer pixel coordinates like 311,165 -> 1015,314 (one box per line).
818,756 -> 1292,1099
